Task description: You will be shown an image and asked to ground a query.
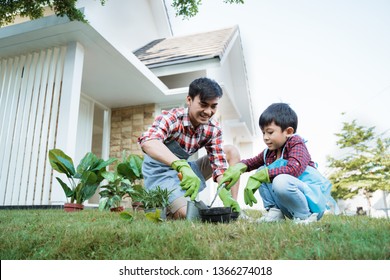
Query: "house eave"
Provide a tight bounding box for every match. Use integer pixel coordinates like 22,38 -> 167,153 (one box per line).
0,13 -> 188,108
149,57 -> 221,77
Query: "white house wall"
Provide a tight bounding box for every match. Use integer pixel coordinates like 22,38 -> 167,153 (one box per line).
76,0 -> 171,51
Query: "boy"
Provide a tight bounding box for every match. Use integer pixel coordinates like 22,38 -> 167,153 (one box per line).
219,103 -> 335,223
138,77 -> 241,219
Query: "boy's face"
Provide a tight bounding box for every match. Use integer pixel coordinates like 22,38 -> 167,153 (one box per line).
186,95 -> 219,127
261,121 -> 294,151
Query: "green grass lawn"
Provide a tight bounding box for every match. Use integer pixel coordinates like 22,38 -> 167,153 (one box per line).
0,209 -> 389,260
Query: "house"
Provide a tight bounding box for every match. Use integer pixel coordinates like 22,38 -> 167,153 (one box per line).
0,0 -> 255,208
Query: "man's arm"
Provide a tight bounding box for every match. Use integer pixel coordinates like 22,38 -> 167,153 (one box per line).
140,139 -> 179,166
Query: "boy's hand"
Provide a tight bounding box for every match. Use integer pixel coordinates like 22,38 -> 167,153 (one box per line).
172,160 -> 200,201
244,168 -> 270,206
218,162 -> 247,190
218,188 -> 241,213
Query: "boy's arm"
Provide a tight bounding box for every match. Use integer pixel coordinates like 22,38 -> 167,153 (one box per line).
240,151 -> 265,172
268,137 -> 311,179
218,150 -> 265,190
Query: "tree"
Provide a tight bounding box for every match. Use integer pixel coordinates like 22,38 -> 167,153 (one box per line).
327,119 -> 390,215
0,0 -> 244,27
171,0 -> 244,18
0,0 -> 105,27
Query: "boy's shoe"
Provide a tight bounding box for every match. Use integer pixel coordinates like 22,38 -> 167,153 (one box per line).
294,213 -> 319,225
256,208 -> 285,223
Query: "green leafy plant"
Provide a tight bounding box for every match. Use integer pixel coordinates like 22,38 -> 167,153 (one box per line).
98,171 -> 135,211
132,186 -> 173,210
48,149 -> 117,204
119,211 -> 134,222
116,151 -> 143,183
98,152 -> 144,211
145,209 -> 163,223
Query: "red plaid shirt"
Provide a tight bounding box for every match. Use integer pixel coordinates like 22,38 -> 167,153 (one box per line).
241,135 -> 316,181
138,108 -> 227,181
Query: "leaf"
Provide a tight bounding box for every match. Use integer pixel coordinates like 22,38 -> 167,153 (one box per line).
56,177 -> 74,197
145,209 -> 163,223
93,157 -> 117,171
80,183 -> 100,203
48,149 -> 75,177
99,189 -> 111,197
101,170 -> 116,182
81,171 -> 98,185
129,155 -> 143,178
99,197 -> 109,211
117,154 -> 143,181
117,162 -> 136,180
119,212 -> 134,222
77,152 -> 98,174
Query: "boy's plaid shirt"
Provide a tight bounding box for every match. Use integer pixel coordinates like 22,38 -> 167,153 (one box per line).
241,135 -> 317,181
138,107 -> 228,181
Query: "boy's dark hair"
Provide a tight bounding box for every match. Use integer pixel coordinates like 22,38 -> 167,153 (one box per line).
188,77 -> 223,101
259,103 -> 298,132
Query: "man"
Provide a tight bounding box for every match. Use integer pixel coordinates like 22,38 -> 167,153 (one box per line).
138,77 -> 241,219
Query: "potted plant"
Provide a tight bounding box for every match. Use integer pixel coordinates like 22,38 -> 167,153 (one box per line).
98,151 -> 144,212
133,186 -> 173,221
115,151 -> 144,211
48,149 -> 117,212
98,171 -> 135,212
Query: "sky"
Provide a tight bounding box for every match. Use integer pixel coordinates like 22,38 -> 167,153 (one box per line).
164,0 -> 390,173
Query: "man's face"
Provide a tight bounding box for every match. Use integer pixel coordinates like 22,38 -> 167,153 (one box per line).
186,95 -> 219,127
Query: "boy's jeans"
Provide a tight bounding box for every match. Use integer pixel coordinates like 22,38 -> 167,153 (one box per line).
259,174 -> 323,220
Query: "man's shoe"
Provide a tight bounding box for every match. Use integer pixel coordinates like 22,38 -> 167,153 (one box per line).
257,208 -> 285,223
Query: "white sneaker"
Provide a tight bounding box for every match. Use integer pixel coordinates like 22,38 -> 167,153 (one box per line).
257,208 -> 285,223
294,213 -> 319,225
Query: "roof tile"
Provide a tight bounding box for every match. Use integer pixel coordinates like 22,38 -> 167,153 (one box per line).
134,26 -> 238,68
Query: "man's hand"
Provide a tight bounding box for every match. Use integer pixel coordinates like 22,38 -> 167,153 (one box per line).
219,188 -> 241,213
244,167 -> 270,206
172,159 -> 200,201
218,162 -> 247,190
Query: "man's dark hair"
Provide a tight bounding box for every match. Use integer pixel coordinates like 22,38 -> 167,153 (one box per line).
259,103 -> 298,132
188,77 -> 223,101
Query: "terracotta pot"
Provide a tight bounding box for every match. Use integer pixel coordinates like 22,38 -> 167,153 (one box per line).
64,203 -> 84,212
132,202 -> 144,212
110,206 -> 125,212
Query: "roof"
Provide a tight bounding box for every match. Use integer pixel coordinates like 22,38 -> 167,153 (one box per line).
134,26 -> 238,68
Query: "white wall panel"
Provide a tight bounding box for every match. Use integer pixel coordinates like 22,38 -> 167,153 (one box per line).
0,46 -> 67,206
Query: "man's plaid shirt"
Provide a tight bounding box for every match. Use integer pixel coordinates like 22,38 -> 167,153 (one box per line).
138,107 -> 228,181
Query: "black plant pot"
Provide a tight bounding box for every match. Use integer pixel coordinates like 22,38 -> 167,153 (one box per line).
199,207 -> 232,223
230,211 -> 240,221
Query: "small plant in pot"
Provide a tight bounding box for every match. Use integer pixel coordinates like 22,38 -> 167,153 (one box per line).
133,186 -> 173,222
115,151 -> 144,211
98,171 -> 136,212
48,149 -> 117,212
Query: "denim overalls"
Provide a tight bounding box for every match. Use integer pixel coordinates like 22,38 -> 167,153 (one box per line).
142,140 -> 208,204
259,147 -> 339,220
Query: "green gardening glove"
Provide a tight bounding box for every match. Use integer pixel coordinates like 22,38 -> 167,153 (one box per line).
244,167 -> 270,207
218,188 -> 241,213
218,162 -> 247,190
171,159 -> 201,201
